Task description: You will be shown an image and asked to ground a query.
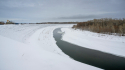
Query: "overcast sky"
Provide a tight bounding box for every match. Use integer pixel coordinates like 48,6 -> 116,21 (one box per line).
0,0 -> 125,23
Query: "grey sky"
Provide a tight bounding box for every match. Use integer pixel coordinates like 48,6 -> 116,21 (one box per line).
0,0 -> 125,23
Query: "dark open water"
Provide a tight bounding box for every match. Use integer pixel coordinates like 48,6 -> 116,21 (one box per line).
53,28 -> 125,70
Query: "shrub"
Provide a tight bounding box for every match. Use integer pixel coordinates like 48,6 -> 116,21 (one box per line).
0,22 -> 5,25
73,18 -> 125,36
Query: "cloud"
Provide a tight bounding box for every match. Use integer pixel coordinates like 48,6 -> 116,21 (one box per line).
58,15 -> 98,19
0,0 -> 125,23
57,11 -> 117,19
0,18 -> 27,21
0,0 -> 43,8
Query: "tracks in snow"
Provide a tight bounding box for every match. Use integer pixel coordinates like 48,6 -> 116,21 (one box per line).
27,26 -> 69,57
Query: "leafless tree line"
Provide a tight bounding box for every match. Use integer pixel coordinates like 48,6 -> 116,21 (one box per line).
72,18 -> 125,36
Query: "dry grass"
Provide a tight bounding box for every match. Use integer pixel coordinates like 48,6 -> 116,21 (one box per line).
72,18 -> 125,36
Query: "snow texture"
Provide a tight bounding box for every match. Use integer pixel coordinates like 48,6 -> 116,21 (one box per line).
0,24 -> 101,70
61,28 -> 125,57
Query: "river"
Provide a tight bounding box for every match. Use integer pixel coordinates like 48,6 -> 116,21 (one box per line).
53,28 -> 125,70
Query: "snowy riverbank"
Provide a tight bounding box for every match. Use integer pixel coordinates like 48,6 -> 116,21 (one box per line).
61,28 -> 125,57
0,24 -> 101,70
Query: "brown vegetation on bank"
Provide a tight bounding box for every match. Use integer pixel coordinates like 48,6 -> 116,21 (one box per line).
72,18 -> 125,36
0,22 -> 5,25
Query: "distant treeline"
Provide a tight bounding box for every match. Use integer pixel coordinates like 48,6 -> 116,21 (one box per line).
0,21 -> 15,25
0,22 -> 5,25
31,22 -> 77,24
0,22 -> 77,25
72,18 -> 125,36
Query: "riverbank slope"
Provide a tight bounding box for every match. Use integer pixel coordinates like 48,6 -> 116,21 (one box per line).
0,24 -> 101,70
61,28 -> 125,57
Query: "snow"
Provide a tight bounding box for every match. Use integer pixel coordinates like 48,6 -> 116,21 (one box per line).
0,24 -> 101,70
61,28 -> 125,57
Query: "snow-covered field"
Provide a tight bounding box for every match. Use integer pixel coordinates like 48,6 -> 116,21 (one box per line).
61,28 -> 125,57
0,24 -> 101,70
